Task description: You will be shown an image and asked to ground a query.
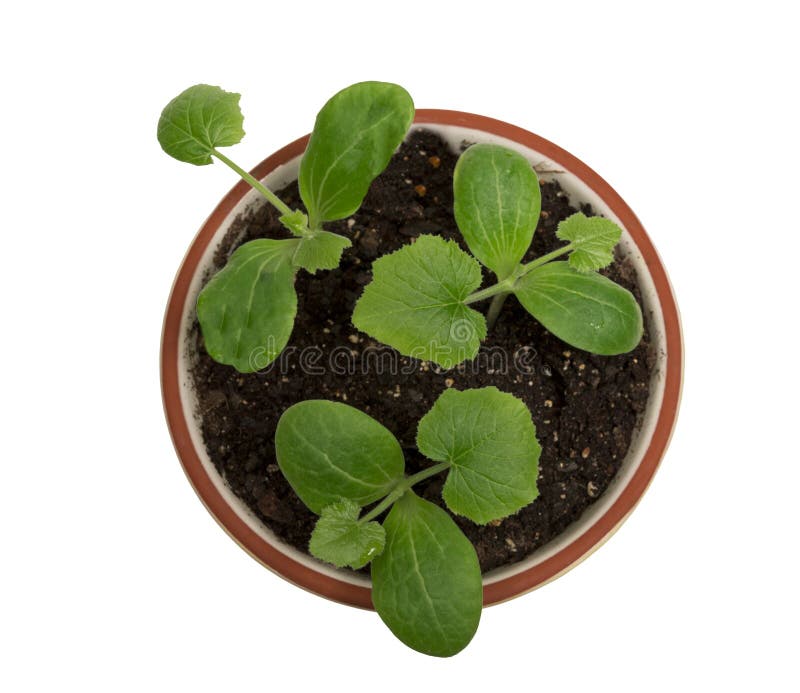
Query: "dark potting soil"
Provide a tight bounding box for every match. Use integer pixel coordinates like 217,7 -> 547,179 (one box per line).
190,129 -> 654,574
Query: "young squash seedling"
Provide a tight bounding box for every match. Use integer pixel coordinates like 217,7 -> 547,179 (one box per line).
352,143 -> 643,368
158,82 -> 414,372
275,386 -> 541,657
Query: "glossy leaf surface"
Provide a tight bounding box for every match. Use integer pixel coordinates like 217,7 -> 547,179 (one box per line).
371,492 -> 482,657
196,239 -> 297,372
453,143 -> 541,279
299,82 -> 414,226
514,262 -> 643,354
275,400 -> 405,514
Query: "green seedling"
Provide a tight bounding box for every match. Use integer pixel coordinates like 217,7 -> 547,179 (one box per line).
158,82 -> 414,371
352,143 -> 643,368
275,386 -> 541,657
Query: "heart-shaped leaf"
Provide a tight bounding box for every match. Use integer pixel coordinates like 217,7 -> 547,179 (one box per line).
417,387 -> 540,524
309,499 -> 385,570
196,239 -> 298,373
299,81 -> 414,227
371,492 -> 482,657
275,400 -> 405,514
453,143 -> 541,280
157,84 -> 245,166
352,235 -> 487,369
514,261 -> 643,354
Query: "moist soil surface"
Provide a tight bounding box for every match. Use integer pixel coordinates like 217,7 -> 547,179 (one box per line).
190,129 -> 654,574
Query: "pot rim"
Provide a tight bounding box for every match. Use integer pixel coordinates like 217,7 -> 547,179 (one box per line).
161,109 -> 683,609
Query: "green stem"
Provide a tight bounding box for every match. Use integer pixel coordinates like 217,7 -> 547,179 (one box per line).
485,292 -> 509,330
403,461 -> 451,489
516,242 -> 575,277
464,278 -> 514,305
211,149 -> 295,218
464,242 -> 576,306
359,488 -> 404,524
359,461 -> 451,524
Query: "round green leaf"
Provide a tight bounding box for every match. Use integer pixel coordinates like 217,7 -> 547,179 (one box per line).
453,143 -> 541,279
275,400 -> 405,514
309,500 -> 385,570
352,235 -> 487,369
292,231 -> 351,274
514,261 -> 643,355
371,492 -> 482,657
556,212 -> 622,273
417,387 -> 540,524
157,84 -> 245,165
196,239 -> 298,373
299,81 -> 414,226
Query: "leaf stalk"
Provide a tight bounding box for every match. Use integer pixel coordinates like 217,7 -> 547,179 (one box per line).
211,148 -> 297,219
464,242 -> 576,306
485,292 -> 510,330
359,461 -> 451,524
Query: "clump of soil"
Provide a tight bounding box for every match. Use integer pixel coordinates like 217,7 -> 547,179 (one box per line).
190,129 -> 654,573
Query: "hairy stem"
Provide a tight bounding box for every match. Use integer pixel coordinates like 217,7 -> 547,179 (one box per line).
359,461 -> 451,524
211,149 -> 295,218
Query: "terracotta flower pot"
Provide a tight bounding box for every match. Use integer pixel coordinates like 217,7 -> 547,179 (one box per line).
161,110 -> 683,609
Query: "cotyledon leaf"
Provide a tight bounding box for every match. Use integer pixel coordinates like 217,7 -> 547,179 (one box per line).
453,143 -> 541,279
371,492 -> 482,657
352,235 -> 487,369
196,239 -> 298,373
157,84 -> 245,165
514,261 -> 643,355
299,81 -> 414,226
275,400 -> 405,514
417,387 -> 540,524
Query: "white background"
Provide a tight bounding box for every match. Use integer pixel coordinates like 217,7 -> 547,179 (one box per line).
2,1 -> 797,690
